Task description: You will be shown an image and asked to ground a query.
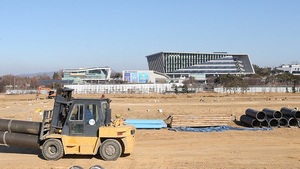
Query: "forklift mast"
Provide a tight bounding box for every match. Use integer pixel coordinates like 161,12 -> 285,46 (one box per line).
50,87 -> 73,133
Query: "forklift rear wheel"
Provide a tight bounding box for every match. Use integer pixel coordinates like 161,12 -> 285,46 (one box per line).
42,139 -> 64,160
99,139 -> 122,161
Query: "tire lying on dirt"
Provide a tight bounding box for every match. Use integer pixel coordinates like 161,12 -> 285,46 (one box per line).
42,139 -> 64,160
99,139 -> 122,161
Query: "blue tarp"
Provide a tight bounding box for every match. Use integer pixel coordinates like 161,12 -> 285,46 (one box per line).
169,126 -> 272,132
125,119 -> 167,129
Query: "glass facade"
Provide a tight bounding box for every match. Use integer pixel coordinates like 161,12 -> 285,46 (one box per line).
62,67 -> 111,84
163,53 -> 224,73
146,52 -> 255,79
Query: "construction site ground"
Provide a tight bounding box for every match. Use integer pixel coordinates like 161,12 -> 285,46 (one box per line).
0,93 -> 299,169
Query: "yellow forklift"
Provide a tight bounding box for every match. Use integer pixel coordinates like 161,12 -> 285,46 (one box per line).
0,87 -> 136,161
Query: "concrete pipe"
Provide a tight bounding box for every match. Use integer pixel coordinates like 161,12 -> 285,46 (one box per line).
240,115 -> 260,127
262,108 -> 282,119
0,131 -> 39,148
280,107 -> 300,120
245,108 -> 266,122
0,119 -> 41,135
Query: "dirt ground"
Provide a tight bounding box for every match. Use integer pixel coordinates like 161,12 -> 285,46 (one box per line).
0,92 -> 300,169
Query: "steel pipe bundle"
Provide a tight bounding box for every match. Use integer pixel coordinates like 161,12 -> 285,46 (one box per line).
240,115 -> 260,127
245,109 -> 266,122
280,107 -> 300,120
0,118 -> 41,148
262,108 -> 282,119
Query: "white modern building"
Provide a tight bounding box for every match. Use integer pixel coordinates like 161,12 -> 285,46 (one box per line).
276,64 -> 300,75
62,67 -> 111,84
122,70 -> 170,83
146,51 -> 255,81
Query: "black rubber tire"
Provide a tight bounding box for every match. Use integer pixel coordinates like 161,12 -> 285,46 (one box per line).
42,139 -> 64,161
99,139 -> 122,161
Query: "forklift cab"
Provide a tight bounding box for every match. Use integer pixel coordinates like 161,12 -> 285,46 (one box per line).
62,99 -> 110,137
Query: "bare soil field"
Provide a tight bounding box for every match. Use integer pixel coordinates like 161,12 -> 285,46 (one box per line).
0,93 -> 300,169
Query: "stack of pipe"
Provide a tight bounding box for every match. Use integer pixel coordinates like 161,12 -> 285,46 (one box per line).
280,107 -> 300,127
240,109 -> 266,127
0,119 -> 41,148
262,108 -> 282,127
240,107 -> 300,128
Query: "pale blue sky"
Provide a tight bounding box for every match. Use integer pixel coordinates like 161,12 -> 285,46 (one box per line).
1,0 -> 300,75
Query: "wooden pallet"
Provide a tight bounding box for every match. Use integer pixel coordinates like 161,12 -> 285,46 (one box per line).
170,114 -> 231,128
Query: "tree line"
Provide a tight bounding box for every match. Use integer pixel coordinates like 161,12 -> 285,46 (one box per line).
208,64 -> 300,93
0,71 -> 63,93
179,64 -> 300,93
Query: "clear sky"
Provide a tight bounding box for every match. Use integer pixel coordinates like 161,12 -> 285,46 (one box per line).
0,0 -> 300,75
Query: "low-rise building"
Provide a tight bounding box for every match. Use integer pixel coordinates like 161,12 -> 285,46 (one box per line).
62,67 -> 111,84
122,70 -> 169,83
276,64 -> 300,75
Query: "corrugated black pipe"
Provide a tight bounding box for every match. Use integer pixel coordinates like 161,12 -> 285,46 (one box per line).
245,108 -> 266,122
0,131 -> 39,148
240,115 -> 260,127
262,108 -> 282,119
280,107 -> 300,120
0,119 -> 41,135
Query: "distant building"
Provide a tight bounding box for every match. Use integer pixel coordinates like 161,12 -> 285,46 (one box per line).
146,51 -> 255,81
122,70 -> 169,83
276,64 -> 300,75
62,67 -> 111,84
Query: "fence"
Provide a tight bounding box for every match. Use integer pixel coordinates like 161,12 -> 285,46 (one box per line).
64,84 -> 173,94
214,86 -> 300,93
5,86 -> 299,95
5,90 -> 38,94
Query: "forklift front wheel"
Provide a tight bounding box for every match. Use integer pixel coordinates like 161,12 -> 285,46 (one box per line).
99,139 -> 122,161
42,139 -> 64,161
